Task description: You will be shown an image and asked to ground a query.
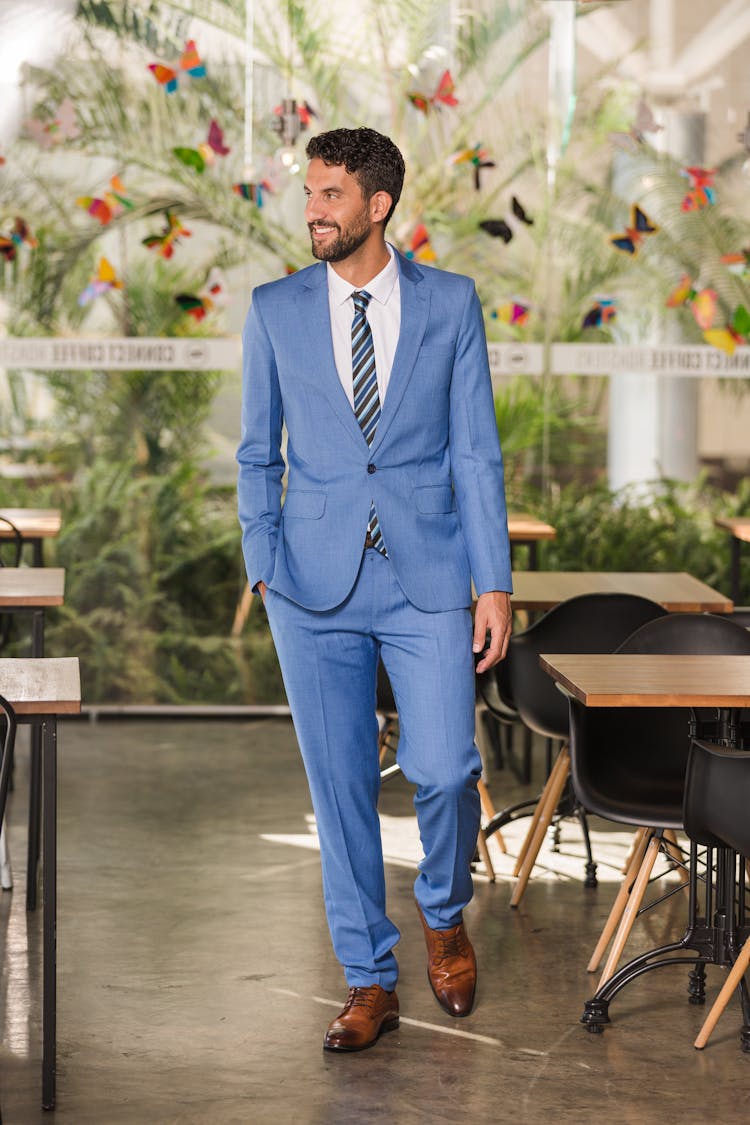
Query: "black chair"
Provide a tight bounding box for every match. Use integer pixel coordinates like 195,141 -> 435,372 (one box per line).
683,738 -> 750,1051
0,693 -> 18,890
569,612 -> 750,988
485,592 -> 669,907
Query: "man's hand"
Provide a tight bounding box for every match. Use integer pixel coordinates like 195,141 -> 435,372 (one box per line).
473,591 -> 512,673
255,580 -> 267,604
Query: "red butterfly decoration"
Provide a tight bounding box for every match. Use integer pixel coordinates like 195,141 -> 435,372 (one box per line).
407,70 -> 458,114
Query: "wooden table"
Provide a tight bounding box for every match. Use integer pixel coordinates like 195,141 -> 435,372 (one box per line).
0,657 -> 81,1110
714,516 -> 750,605
0,568 -> 67,906
0,508 -> 62,566
511,571 -> 733,614
507,514 -> 556,571
541,652 -> 750,1038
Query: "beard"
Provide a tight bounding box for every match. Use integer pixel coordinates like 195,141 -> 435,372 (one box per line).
309,209 -> 372,262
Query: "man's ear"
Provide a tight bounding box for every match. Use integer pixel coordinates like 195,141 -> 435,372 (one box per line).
370,191 -> 392,224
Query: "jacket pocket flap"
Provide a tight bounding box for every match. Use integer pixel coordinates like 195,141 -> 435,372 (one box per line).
283,490 -> 326,519
414,485 -> 455,514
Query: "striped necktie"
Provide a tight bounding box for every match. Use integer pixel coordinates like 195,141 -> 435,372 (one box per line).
351,289 -> 386,555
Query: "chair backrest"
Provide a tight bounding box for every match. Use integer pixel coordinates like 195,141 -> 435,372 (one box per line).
617,612 -> 750,656
683,739 -> 750,855
0,692 -> 18,829
507,593 -> 668,740
569,613 -> 750,828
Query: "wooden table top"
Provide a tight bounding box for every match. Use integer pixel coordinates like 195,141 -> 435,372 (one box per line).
0,567 -> 65,606
714,516 -> 750,544
510,571 -> 733,613
540,653 -> 750,708
0,508 -> 62,539
0,657 -> 80,715
507,514 -> 557,542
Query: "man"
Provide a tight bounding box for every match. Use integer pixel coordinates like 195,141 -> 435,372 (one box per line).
237,127 -> 512,1052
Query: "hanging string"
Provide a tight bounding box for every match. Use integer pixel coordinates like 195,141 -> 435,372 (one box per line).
243,0 -> 255,177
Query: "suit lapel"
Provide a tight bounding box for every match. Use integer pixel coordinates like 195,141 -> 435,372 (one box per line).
294,264 -> 366,451
370,251 -> 430,455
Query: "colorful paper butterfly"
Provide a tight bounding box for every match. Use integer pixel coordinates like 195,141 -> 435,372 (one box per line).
173,120 -> 230,174
720,250 -> 750,279
491,301 -> 530,327
78,257 -> 123,306
680,167 -> 716,211
609,100 -> 663,152
479,197 -> 534,244
451,145 -> 496,191
148,40 -> 206,93
175,267 -> 230,321
609,205 -> 658,255
232,182 -> 267,206
142,212 -> 191,259
665,274 -> 697,308
405,223 -> 436,263
689,288 -> 718,332
0,217 -> 38,261
26,97 -> 80,149
703,306 -> 750,355
76,175 -> 133,226
582,298 -> 617,329
407,70 -> 458,114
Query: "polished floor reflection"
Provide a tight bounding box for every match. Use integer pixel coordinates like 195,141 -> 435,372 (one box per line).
1,717 -> 749,1123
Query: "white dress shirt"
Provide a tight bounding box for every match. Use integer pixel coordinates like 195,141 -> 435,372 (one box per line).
326,243 -> 401,409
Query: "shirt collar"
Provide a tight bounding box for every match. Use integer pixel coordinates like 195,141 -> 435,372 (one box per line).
327,242 -> 399,307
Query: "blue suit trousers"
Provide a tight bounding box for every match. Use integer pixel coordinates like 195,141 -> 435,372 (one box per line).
265,548 -> 482,991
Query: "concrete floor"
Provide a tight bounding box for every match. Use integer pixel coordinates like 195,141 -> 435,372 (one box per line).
1,717 -> 750,1124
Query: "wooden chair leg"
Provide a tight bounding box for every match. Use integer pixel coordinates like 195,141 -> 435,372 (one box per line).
476,828 -> 496,882
597,833 -> 662,989
509,746 -> 570,909
512,747 -> 567,877
587,827 -> 650,973
0,823 -> 12,890
478,778 -> 506,854
695,935 -> 750,1049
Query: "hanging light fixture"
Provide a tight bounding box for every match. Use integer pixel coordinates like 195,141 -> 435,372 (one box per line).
269,0 -> 307,175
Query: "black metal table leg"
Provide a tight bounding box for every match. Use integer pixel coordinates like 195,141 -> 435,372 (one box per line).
41,717 -> 57,1111
27,608 -> 46,912
27,730 -> 41,911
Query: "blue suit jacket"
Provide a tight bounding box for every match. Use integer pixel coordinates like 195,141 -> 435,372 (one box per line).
237,250 -> 512,613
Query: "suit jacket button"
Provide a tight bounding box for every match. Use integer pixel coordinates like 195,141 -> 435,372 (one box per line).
367,463 -> 376,474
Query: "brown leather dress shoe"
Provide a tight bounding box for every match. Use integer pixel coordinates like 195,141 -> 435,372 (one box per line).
323,985 -> 399,1051
417,903 -> 477,1017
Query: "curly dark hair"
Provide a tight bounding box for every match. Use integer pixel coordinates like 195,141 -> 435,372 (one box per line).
305,127 -> 405,226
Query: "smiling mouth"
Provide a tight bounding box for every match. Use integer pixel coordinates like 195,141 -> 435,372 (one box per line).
310,224 -> 338,237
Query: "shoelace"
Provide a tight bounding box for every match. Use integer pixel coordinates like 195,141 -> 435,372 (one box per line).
345,986 -> 380,1012
433,928 -> 470,964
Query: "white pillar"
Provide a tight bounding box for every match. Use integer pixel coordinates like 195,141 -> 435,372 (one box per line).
608,110 -> 704,493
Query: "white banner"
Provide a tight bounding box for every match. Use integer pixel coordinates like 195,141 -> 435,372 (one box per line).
0,336 -> 241,371
551,343 -> 750,378
2,337 -> 748,379
487,343 -> 544,376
